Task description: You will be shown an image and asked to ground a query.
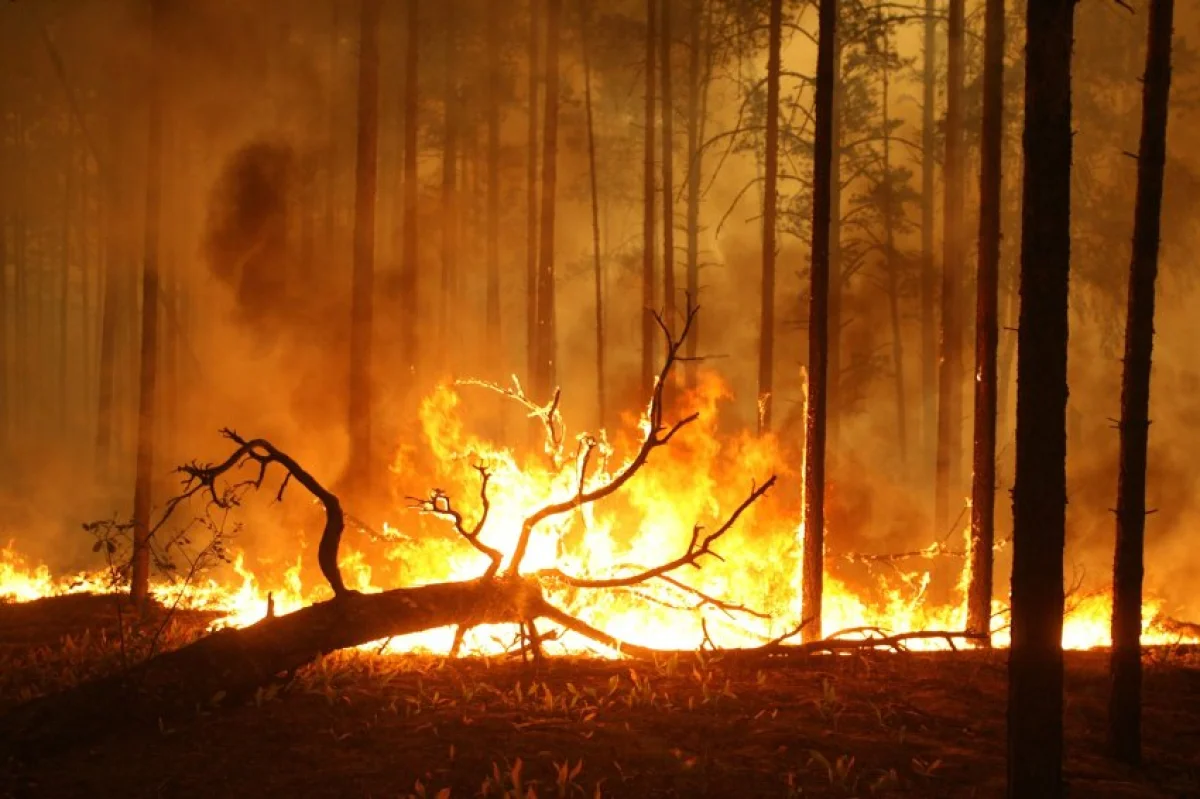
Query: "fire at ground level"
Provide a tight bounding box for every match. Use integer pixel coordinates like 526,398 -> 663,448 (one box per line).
1,594 -> 1198,798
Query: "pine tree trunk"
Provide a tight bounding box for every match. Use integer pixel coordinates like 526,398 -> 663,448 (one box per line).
580,0 -> 606,429
683,0 -> 705,389
967,0 -> 1005,642
400,0 -> 420,384
526,0 -> 541,387
802,0 -> 836,644
880,12 -> 906,466
0,206 -> 7,443
758,0 -> 782,434
935,0 -> 966,533
660,0 -> 676,372
534,0 -> 562,399
920,0 -> 938,488
825,31 -> 843,454
485,0 -> 502,375
1109,0 -> 1174,767
440,0 -> 459,369
641,0 -> 658,399
130,0 -> 166,605
1007,0 -> 1076,794
346,0 -> 380,498
59,134 -> 74,433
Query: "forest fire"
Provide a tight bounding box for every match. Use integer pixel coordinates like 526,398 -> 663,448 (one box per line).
3,356 -> 1194,656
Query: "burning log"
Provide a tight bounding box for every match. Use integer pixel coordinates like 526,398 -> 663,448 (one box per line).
1,308 -> 783,759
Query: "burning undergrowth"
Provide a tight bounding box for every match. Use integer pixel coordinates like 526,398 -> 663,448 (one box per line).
1,312 -> 1197,662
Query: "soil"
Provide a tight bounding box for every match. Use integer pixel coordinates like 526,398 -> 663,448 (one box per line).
1,594 -> 1198,799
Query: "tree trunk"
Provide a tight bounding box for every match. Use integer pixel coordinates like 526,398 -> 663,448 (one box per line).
641,0 -> 658,399
534,0 -> 562,400
825,30 -> 843,455
758,0 -> 782,434
580,0 -> 606,429
660,0 -> 677,377
346,0 -> 380,499
1007,0 -> 1076,794
935,0 -> 966,533
1,577 -> 555,762
0,208 -> 7,443
440,0 -> 459,369
59,134 -> 74,433
967,0 -> 1005,642
683,0 -> 705,389
801,0 -> 836,644
526,0 -> 541,387
130,0 -> 166,605
400,0 -> 420,384
1109,0 -> 1174,767
920,0 -> 937,489
880,8 -> 905,465
485,0 -> 502,375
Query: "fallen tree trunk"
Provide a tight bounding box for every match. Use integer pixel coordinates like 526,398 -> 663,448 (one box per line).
1,576 -> 552,760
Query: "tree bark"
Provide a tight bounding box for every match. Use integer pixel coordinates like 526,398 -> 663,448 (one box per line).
641,0 -> 658,399
935,0 -> 966,533
879,8 -> 905,465
534,0 -> 562,399
826,30 -> 843,455
683,0 -> 705,389
1007,0 -> 1076,794
758,0 -> 782,434
440,0 -> 459,368
920,0 -> 937,490
967,0 -> 1005,642
347,0 -> 380,498
526,0 -> 541,388
1,577 -> 555,761
801,0 -> 836,644
660,0 -> 677,380
400,0 -> 420,385
1109,0 -> 1174,767
486,0 -> 502,374
580,0 -> 606,429
130,0 -> 165,605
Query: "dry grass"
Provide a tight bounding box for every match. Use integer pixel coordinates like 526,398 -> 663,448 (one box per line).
2,594 -> 1198,798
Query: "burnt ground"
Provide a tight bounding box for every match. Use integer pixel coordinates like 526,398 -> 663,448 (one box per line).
1,595 -> 1198,798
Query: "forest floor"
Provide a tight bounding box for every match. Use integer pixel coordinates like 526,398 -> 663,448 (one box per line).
1,595 -> 1199,799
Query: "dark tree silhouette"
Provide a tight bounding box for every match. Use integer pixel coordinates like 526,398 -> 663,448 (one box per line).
1109,0 -> 1175,767
801,0 -> 836,644
485,0 -> 502,370
641,0 -> 657,398
758,0 -> 781,433
935,0 -> 966,533
533,0 -> 562,399
440,0 -> 459,366
660,0 -> 677,367
967,0 -> 1005,641
130,0 -> 165,604
1008,0 -> 1077,794
525,0 -> 541,386
400,0 -> 420,384
919,0 -> 936,477
346,0 -> 380,499
580,0 -> 606,428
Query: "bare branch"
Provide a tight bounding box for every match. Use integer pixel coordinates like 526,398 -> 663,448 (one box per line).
538,476 -> 777,588
504,308 -> 703,575
408,465 -> 503,577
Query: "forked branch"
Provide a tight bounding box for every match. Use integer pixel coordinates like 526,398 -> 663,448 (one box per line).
408,464 -> 504,576
153,429 -> 351,596
538,476 -> 778,588
504,307 -> 703,575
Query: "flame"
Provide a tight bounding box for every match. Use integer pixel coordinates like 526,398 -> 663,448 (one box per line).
2,373 -> 1196,657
